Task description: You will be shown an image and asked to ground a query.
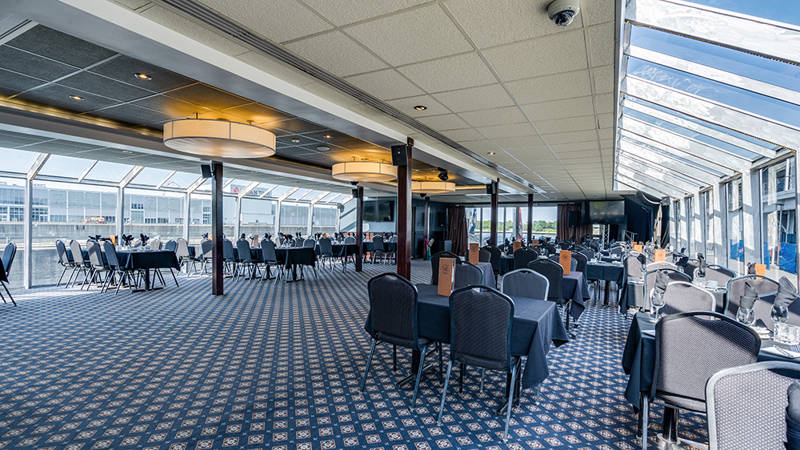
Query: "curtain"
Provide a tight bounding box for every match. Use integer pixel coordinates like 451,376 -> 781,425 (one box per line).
447,205 -> 468,256
557,203 -> 592,241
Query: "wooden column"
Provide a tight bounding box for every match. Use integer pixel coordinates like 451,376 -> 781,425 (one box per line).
489,180 -> 498,246
355,185 -> 364,272
527,193 -> 533,245
211,161 -> 224,295
396,138 -> 413,279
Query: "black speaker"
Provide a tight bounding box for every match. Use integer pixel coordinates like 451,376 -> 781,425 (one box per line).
200,164 -> 212,178
485,183 -> 496,195
391,144 -> 408,166
352,188 -> 359,198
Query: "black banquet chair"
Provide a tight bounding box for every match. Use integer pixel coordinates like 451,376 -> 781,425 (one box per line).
236,239 -> 260,280
500,268 -> 549,300
512,248 -> 538,270
102,240 -> 137,294
68,240 -> 91,288
260,238 -> 283,280
200,239 -> 213,274
0,242 -> 16,306
454,263 -> 483,289
430,251 -> 461,285
437,286 -> 519,442
360,273 -> 439,407
706,361 -> 800,450
642,311 -> 760,449
659,281 -> 716,315
55,239 -> 75,287
223,239 -> 239,277
725,274 -> 780,319
528,259 -> 571,331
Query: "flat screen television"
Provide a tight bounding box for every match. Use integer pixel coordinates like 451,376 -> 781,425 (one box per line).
364,199 -> 395,222
589,200 -> 625,224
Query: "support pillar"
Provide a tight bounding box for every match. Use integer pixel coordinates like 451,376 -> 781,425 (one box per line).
424,196 -> 430,242
712,183 -> 724,266
489,180 -> 498,247
742,170 -> 759,271
306,203 -> 313,236
115,187 -> 124,241
211,161 -> 224,296
527,193 -> 533,245
355,185 -> 364,272
22,178 -> 32,289
183,192 -> 190,242
395,138 -> 413,279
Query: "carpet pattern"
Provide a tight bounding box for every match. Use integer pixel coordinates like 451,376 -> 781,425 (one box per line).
0,261 -> 707,449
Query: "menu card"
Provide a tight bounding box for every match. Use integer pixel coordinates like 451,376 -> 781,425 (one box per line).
513,241 -> 522,251
533,239 -> 539,247
654,249 -> 666,262
633,243 -> 643,253
438,257 -> 456,296
468,243 -> 479,264
755,263 -> 767,276
559,250 -> 572,275
110,235 -> 116,245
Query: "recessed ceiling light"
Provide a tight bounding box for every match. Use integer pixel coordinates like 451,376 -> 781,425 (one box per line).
291,137 -> 301,143
413,105 -> 427,111
134,72 -> 152,80
316,145 -> 330,151
487,151 -> 496,156
323,133 -> 332,139
69,95 -> 85,101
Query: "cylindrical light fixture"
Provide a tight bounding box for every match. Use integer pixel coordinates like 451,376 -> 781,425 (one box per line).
331,161 -> 396,182
163,118 -> 276,158
411,180 -> 456,194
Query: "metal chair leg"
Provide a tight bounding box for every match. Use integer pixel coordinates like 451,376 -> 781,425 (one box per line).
359,340 -> 378,392
169,268 -> 179,287
392,345 -> 397,371
503,363 -> 518,442
2,281 -> 15,306
479,369 -> 485,394
411,345 -> 428,407
437,360 -> 453,425
641,393 -> 649,449
56,266 -> 68,287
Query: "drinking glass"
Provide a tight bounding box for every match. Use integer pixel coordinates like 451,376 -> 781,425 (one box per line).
650,290 -> 665,321
736,306 -> 755,326
772,303 -> 789,326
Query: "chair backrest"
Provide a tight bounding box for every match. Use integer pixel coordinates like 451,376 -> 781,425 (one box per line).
726,275 -> 780,318
344,236 -> 356,244
318,237 -> 333,255
654,312 -> 760,413
294,238 -> 305,247
56,239 -> 72,265
175,238 -> 191,259
706,362 -> 800,450
569,256 -> 577,272
367,273 -> 420,349
573,252 -> 588,273
645,268 -> 690,304
148,238 -> 162,250
660,281 -> 716,315
513,248 -> 538,270
236,239 -> 252,263
625,254 -> 645,279
706,265 -> 735,287
223,239 -> 235,260
163,240 -> 178,252
454,263 -> 483,289
372,235 -> 384,251
682,258 -> 699,280
1,242 -> 16,276
430,251 -> 462,284
85,240 -> 105,270
610,246 -> 622,257
646,261 -> 677,272
478,248 -> 492,263
303,239 -> 316,248
201,239 -> 213,260
528,259 -> 564,303
260,239 -> 278,263
69,240 -> 86,267
482,245 -> 501,274
102,240 -> 120,269
500,268 -> 549,300
449,286 -> 514,371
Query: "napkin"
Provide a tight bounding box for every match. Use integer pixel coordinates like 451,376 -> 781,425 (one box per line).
697,254 -> 707,278
740,281 -> 758,310
654,269 -> 669,295
140,233 -> 149,245
775,276 -> 798,310
747,262 -> 756,275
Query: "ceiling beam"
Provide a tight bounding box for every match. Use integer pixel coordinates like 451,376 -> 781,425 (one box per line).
616,165 -> 687,197
119,165 -> 143,188
617,157 -> 703,193
617,141 -> 718,184
155,170 -> 177,189
26,153 -> 49,180
619,130 -> 734,177
76,160 -> 98,183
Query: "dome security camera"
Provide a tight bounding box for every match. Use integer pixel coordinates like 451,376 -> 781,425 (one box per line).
547,0 -> 581,27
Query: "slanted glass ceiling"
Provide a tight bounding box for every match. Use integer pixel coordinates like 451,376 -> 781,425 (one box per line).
615,0 -> 800,199
0,150 -> 347,206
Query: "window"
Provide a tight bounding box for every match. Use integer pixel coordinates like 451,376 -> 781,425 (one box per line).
685,197 -> 693,255
279,202 -> 308,236
123,188 -> 185,241
760,157 -> 797,279
240,198 -> 275,238
727,179 -> 744,271
702,190 -> 715,262
312,205 -> 337,235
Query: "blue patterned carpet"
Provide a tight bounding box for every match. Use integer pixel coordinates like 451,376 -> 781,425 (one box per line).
0,261 -> 706,449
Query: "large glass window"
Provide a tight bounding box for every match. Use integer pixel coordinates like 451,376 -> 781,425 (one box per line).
480,207 -> 491,245
727,179 -> 744,271
312,205 -> 337,236
0,178 -> 25,288
240,198 -> 275,239
760,157 -> 797,279
466,207 -> 480,244
123,188 -> 184,241
279,202 -> 308,236
702,190 -> 715,262
188,194 -> 211,245
532,206 -> 557,238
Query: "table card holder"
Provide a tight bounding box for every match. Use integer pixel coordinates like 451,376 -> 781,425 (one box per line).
755,263 -> 767,276
468,243 -> 479,264
438,257 -> 456,297
533,239 -> 539,247
559,250 -> 571,275
654,249 -> 666,262
633,243 -> 643,253
513,241 -> 522,251
110,234 -> 116,245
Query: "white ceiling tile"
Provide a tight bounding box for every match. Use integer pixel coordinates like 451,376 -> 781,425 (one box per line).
197,0 -> 333,43
460,140 -> 502,154
541,129 -> 597,144
386,95 -> 450,117
534,115 -> 597,134
443,0 -> 580,48
284,31 -> 387,77
417,113 -> 470,130
483,30 -> 587,82
432,84 -> 514,112
397,52 -> 497,93
551,141 -> 598,153
490,135 -> 546,151
444,128 -> 485,141
520,96 -> 595,121
477,123 -> 537,139
345,5 -> 472,66
140,5 -> 250,56
594,93 -> 615,113
505,70 -> 591,104
344,69 -> 423,100
458,106 -> 526,128
597,127 -> 613,140
597,112 -> 614,129
591,65 -> 614,94
302,0 -> 429,26
586,23 -> 614,68
582,0 -> 615,26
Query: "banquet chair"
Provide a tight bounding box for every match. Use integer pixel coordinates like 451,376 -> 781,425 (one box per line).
68,240 -> 91,289
223,239 -> 239,277
528,259 -> 573,334
437,286 -> 519,442
500,268 -> 549,300
303,239 -> 316,248
236,239 -> 260,280
163,240 -> 178,252
573,252 -> 588,274
706,361 -> 800,450
344,236 -> 356,244
643,312 -> 759,449
361,273 -> 439,408
430,251 -> 462,284
513,248 -> 538,270
102,240 -> 137,294
681,258 -> 699,281
318,237 -> 334,270
659,281 -> 716,315
725,275 -> 779,318
482,245 -> 501,275
646,261 -> 677,272
643,269 -> 690,311
294,238 -> 305,248
454,263 -> 483,289
85,240 -> 111,291
478,248 -> 492,263
55,240 -> 75,287
706,264 -> 735,286
148,238 -> 162,250
0,242 -> 15,306
260,239 -> 283,280
175,238 -> 196,277
371,235 -> 386,264
200,239 -> 213,274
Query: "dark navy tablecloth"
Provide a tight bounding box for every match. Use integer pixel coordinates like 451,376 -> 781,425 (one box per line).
116,250 -> 179,270
499,255 -> 514,275
474,262 -> 496,288
584,262 -> 624,284
563,271 -> 590,320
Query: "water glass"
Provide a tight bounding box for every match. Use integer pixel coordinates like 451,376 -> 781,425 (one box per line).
650,290 -> 665,321
736,306 -> 755,326
776,323 -> 800,345
772,303 -> 789,325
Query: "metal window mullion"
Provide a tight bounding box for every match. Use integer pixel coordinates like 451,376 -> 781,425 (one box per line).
616,175 -> 672,198
156,170 -> 177,190
619,130 -> 734,176
618,149 -> 714,186
616,169 -> 684,197
741,170 -> 757,271
617,159 -> 701,193
76,160 -> 98,183
618,141 -> 718,183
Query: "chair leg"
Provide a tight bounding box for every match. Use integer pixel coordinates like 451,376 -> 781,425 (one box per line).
56,266 -> 68,287
503,362 -> 518,442
411,345 -> 428,407
169,268 -> 179,287
437,360 -> 454,425
392,345 -> 397,371
438,343 -> 443,382
1,282 -> 15,306
641,393 -> 649,449
359,340 -> 378,392
479,369 -> 485,394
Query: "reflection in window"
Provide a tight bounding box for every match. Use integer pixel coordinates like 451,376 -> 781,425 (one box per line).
761,157 -> 797,279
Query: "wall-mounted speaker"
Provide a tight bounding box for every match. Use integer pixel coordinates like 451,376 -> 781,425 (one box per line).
391,144 -> 408,166
352,188 -> 360,198
200,164 -> 212,178
485,183 -> 497,195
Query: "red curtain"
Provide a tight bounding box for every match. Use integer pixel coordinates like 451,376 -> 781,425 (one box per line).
447,205 -> 468,256
557,203 -> 592,241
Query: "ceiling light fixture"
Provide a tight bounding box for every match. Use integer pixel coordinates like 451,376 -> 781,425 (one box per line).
163,118 -> 276,158
331,161 -> 396,183
69,95 -> 85,101
316,145 -> 330,151
411,180 -> 456,194
324,133 -> 332,139
487,151 -> 496,156
413,105 -> 427,111
291,137 -> 301,143
134,72 -> 152,80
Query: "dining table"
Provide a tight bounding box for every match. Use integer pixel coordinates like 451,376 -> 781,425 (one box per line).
235,246 -> 317,281
584,260 -> 624,305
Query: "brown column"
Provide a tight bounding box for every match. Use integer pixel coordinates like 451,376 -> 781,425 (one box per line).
396,138 -> 413,279
211,161 -> 224,295
527,193 -> 533,245
355,185 -> 364,272
489,180 -> 498,246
